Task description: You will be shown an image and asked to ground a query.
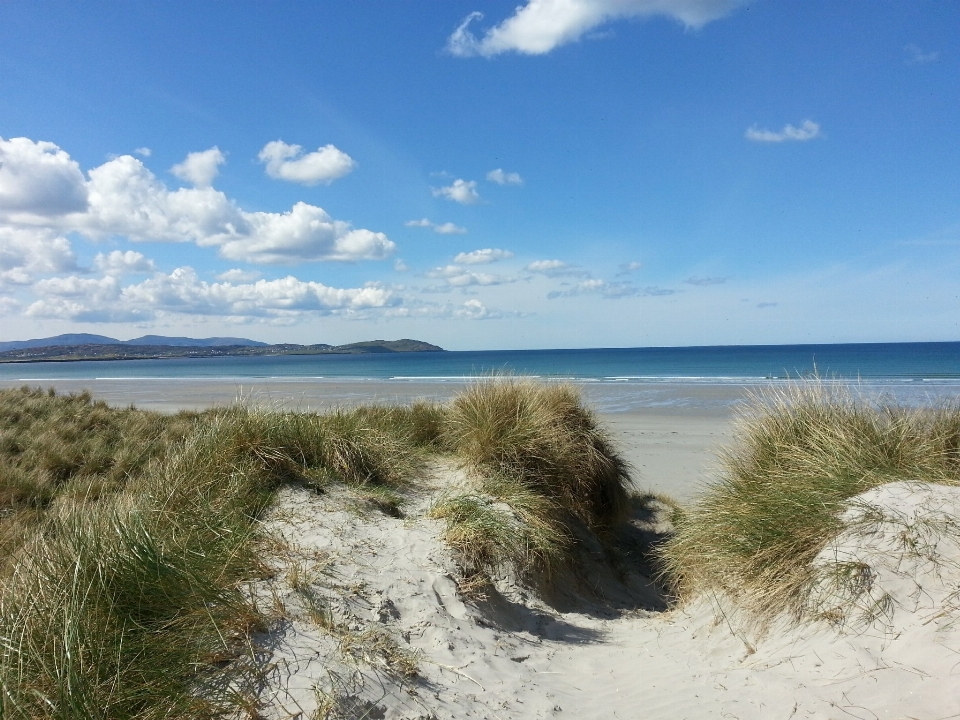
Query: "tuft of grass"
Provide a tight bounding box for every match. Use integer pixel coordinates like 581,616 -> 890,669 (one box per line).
659,381 -> 960,624
435,379 -> 632,581
0,390 -> 428,718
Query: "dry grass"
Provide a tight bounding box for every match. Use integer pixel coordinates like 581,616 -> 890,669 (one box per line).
659,381 -> 960,623
0,389 -> 426,718
434,379 -> 632,582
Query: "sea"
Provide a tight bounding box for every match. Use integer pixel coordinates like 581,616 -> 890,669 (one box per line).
1,342 -> 959,412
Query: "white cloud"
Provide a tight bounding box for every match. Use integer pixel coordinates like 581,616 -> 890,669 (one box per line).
217,268 -> 262,282
94,250 -> 156,276
425,264 -> 514,288
216,202 -> 395,265
406,218 -> 467,234
455,248 -> 514,264
27,266 -> 397,323
258,140 -> 356,185
525,259 -> 589,278
133,147 -> 152,157
617,261 -> 642,275
433,222 -> 467,235
432,179 -> 481,204
456,299 -> 498,319
905,44 -> 939,64
0,137 -> 89,217
393,259 -> 409,272
447,0 -> 745,57
0,226 -> 79,287
486,168 -> 523,185
0,142 -> 392,266
745,119 -> 822,143
170,147 -> 225,187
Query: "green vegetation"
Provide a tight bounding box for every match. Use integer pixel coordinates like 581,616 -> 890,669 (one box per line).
0,381 -> 634,717
432,380 -> 632,584
659,382 -> 960,624
0,387 -> 423,718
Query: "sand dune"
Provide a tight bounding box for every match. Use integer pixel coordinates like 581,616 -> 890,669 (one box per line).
251,464 -> 960,719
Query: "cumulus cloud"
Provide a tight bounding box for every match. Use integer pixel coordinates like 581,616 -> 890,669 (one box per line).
455,299 -> 500,319
217,268 -> 262,282
0,140 -> 393,266
685,275 -> 727,286
0,137 -> 89,217
905,44 -> 939,64
215,202 -> 395,264
133,147 -> 152,157
170,147 -> 225,187
486,168 -> 523,185
27,266 -> 397,323
455,248 -> 514,264
0,226 -> 79,287
425,264 -> 514,288
393,259 -> 409,272
94,250 -> 157,276
617,261 -> 642,275
258,140 -> 356,185
406,218 -> 467,234
433,179 -> 481,204
745,119 -> 822,143
447,0 -> 745,57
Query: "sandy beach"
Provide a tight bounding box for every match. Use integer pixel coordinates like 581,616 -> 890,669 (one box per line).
4,377 -> 960,717
0,376 -> 740,503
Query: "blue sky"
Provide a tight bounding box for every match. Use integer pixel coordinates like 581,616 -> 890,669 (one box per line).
0,0 -> 957,350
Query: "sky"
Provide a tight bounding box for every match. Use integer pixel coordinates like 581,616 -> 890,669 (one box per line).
0,0 -> 958,350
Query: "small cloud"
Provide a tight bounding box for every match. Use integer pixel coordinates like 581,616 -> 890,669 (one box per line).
455,248 -> 514,264
93,250 -> 156,276
133,147 -> 152,157
905,44 -> 939,64
525,259 -> 589,278
486,168 -> 522,185
616,261 -> 642,276
217,268 -> 262,282
757,301 -> 778,309
685,275 -> 727,286
434,222 -> 467,235
455,298 -> 504,319
405,218 -> 467,234
745,119 -> 822,143
433,179 -> 481,204
258,140 -> 356,185
394,259 -> 409,272
171,147 -> 226,187
446,1 -> 745,58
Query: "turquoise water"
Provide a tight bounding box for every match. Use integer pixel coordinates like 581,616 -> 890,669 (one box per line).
1,342 -> 959,383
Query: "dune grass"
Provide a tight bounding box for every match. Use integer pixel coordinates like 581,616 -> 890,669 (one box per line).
0,389 -> 424,718
432,380 -> 632,582
659,382 -> 960,623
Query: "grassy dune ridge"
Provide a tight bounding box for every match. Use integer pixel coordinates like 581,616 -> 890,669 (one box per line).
0,382 -> 634,717
3,381 -> 957,717
660,382 -> 960,624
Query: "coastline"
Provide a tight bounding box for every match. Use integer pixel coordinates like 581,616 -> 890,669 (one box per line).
0,376 -> 740,503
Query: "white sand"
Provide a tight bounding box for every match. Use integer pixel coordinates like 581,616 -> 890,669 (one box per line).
251,466 -> 960,719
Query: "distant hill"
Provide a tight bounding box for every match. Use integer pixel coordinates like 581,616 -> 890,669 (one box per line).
0,334 -> 120,352
0,338 -> 445,362
0,334 -> 268,353
124,336 -> 269,348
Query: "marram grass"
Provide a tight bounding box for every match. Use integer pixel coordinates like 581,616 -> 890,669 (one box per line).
659,381 -> 960,624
